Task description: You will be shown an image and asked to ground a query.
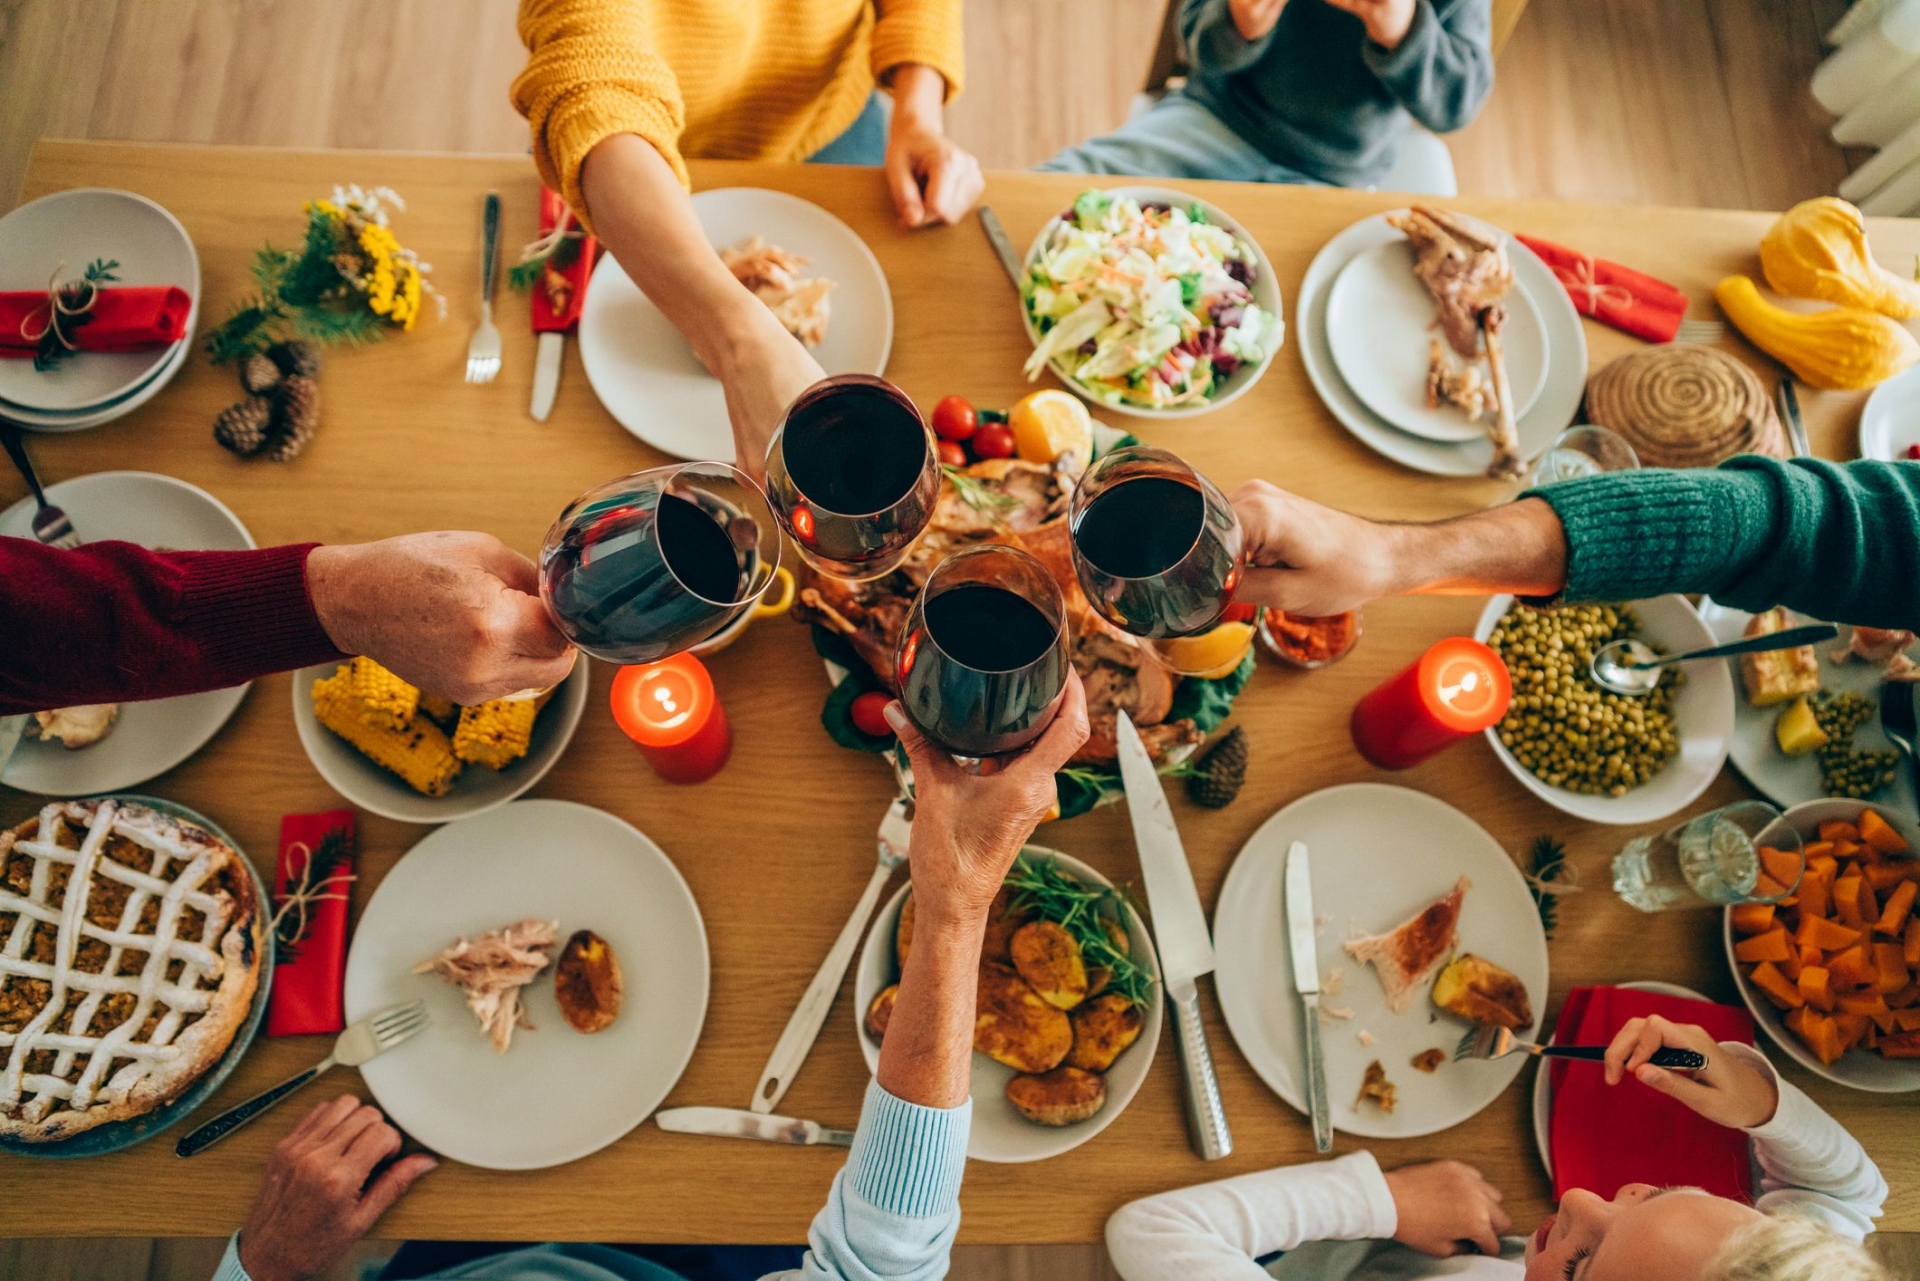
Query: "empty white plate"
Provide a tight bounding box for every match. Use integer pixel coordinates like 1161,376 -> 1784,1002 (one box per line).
1859,363 -> 1920,462
1325,239 -> 1548,443
579,188 -> 892,462
1,322 -> 195,434
0,472 -> 252,795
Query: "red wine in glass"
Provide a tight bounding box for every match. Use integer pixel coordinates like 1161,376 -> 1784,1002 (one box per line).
896,545 -> 1069,759
1070,444 -> 1243,640
765,375 -> 940,580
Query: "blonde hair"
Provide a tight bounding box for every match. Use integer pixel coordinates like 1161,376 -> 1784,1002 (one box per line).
1704,1213 -> 1889,1281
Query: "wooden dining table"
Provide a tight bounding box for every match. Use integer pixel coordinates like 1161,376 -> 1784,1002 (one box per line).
4,139 -> 1918,1245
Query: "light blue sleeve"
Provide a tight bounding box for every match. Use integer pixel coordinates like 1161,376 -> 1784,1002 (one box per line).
212,1234 -> 250,1281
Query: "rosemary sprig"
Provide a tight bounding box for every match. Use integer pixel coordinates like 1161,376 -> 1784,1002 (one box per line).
1527,834 -> 1568,939
1056,760 -> 1196,791
272,828 -> 355,963
942,465 -> 1021,517
1003,854 -> 1155,1007
33,259 -> 120,372
508,231 -> 582,293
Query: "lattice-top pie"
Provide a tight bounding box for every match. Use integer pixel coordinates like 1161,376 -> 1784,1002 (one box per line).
0,799 -> 262,1141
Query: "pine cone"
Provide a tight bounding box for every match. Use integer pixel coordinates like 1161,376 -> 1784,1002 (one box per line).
238,351 -> 282,395
267,340 -> 321,377
266,375 -> 320,462
1186,726 -> 1248,809
212,396 -> 274,457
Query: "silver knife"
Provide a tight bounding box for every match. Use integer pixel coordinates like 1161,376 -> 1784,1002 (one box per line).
530,331 -> 564,422
977,206 -> 1024,291
0,714 -> 28,779
1775,377 -> 1811,458
655,1106 -> 854,1147
1115,711 -> 1232,1161
1285,840 -> 1333,1153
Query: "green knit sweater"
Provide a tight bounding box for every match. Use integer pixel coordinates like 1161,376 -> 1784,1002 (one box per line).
1530,457 -> 1918,631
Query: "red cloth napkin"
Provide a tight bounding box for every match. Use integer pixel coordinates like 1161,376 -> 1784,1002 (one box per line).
1516,235 -> 1689,344
530,187 -> 597,335
266,809 -> 356,1038
1550,986 -> 1756,1202
0,285 -> 191,357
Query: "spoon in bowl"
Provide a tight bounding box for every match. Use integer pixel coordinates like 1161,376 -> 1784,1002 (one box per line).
1590,623 -> 1838,696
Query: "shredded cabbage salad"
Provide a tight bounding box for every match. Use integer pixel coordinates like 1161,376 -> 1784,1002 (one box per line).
1021,190 -> 1278,411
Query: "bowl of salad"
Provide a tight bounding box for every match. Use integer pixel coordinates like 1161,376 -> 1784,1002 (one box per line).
1019,186 -> 1283,418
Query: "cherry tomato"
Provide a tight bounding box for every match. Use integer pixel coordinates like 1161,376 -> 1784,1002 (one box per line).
849,690 -> 895,738
973,421 -> 1016,459
932,395 -> 978,441
1219,602 -> 1257,625
1908,443 -> 1920,461
936,439 -> 969,467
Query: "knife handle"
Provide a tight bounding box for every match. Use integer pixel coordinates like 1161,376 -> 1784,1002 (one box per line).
1172,987 -> 1232,1161
1301,995 -> 1332,1153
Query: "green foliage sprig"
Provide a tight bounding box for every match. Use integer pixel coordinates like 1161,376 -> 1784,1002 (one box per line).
1528,834 -> 1569,939
32,259 -> 120,372
1004,854 -> 1155,1007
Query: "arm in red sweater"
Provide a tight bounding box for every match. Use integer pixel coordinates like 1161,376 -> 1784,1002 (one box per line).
0,537 -> 344,715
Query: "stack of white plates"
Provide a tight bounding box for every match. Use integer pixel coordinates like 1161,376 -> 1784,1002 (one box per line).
1297,211 -> 1586,477
0,189 -> 200,433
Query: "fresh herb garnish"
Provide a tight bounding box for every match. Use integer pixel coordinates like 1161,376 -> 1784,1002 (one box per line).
1527,834 -> 1568,938
32,259 -> 120,372
271,827 -> 356,963
942,465 -> 1021,516
1004,854 -> 1155,1007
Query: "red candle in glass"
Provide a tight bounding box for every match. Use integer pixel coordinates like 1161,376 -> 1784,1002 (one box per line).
1351,637 -> 1511,770
610,654 -> 732,783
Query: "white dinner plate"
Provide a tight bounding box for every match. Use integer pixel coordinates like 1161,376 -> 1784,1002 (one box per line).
579,188 -> 892,461
1475,593 -> 1735,826
1214,783 -> 1550,1140
345,800 -> 710,1169
0,189 -> 198,413
852,849 -> 1164,1163
1858,363 -> 1920,462
1,304 -> 195,434
0,472 -> 253,795
1297,212 -> 1585,477
1697,599 -> 1916,814
1325,240 -> 1548,443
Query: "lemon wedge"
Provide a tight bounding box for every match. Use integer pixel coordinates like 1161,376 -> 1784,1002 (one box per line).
1008,390 -> 1093,464
1163,622 -> 1255,680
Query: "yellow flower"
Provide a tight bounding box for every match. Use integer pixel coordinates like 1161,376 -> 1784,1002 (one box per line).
395,264 -> 423,329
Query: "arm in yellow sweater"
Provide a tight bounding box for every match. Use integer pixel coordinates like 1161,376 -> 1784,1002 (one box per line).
871,0 -> 966,100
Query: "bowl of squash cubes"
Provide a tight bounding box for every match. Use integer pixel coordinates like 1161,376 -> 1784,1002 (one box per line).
1724,800 -> 1920,1091
854,848 -> 1163,1162
292,656 -> 590,824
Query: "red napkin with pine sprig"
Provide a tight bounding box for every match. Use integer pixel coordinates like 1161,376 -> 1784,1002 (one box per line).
1516,235 -> 1689,344
1550,986 -> 1756,1202
0,286 -> 191,356
266,809 -> 356,1038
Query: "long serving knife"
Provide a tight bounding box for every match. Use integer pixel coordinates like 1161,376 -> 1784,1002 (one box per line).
977,206 -> 1025,291
655,1106 -> 854,1148
1284,840 -> 1333,1153
1115,712 -> 1232,1160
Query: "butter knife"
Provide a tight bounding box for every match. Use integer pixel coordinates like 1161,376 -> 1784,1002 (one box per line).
978,206 -> 1024,291
1284,839 -> 1332,1153
655,1106 -> 854,1147
1775,377 -> 1811,459
530,332 -> 564,422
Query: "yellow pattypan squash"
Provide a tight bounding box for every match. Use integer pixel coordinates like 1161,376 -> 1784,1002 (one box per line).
1760,197 -> 1920,320
1714,275 -> 1919,391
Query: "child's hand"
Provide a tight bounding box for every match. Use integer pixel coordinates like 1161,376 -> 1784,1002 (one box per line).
1602,1014 -> 1780,1130
1229,0 -> 1290,41
1383,1160 -> 1511,1257
1324,0 -> 1417,49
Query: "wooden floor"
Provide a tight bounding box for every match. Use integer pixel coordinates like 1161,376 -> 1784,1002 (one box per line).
0,1 -> 1908,1278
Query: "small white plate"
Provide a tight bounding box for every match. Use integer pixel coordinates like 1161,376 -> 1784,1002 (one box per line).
1,311 -> 194,434
0,189 -> 199,413
291,656 -> 590,825
1697,599 -> 1915,814
1325,240 -> 1548,443
1475,594 -> 1735,826
0,472 -> 252,795
852,849 -> 1164,1163
345,800 -> 710,1168
1723,799 -> 1920,1093
1858,364 -> 1920,462
1214,783 -> 1549,1139
579,188 -> 892,462
1297,212 -> 1586,477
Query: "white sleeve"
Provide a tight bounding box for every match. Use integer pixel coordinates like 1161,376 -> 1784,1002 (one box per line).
1725,1042 -> 1886,1242
1104,1151 -> 1399,1281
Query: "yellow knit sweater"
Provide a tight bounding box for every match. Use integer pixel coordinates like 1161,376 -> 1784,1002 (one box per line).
513,0 -> 964,226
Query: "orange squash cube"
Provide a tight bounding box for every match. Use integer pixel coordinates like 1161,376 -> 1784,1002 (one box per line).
1829,945 -> 1878,989
1804,1012 -> 1847,1065
1866,862 -> 1911,893
1859,809 -> 1911,856
1876,880 -> 1917,937
1835,1012 -> 1872,1049
1888,984 -> 1920,1009
1798,869 -> 1831,920
1797,916 -> 1862,952
1758,845 -> 1805,891
1748,961 -> 1804,1009
1875,943 -> 1910,994
1735,929 -> 1793,964
1877,1031 -> 1920,1059
1730,902 -> 1776,935
1820,820 -> 1861,845
1797,965 -> 1834,1011
1835,875 -> 1866,926
1892,1008 -> 1920,1032
1906,917 -> 1920,966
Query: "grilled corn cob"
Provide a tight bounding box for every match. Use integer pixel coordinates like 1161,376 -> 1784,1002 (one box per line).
343,657 -> 420,730
453,697 -> 542,769
313,669 -> 461,796
417,692 -> 458,730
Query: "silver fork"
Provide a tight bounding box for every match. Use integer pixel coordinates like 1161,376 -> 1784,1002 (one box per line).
0,417 -> 79,548
1455,1023 -> 1704,1068
1674,318 -> 1725,345
175,999 -> 429,1156
464,191 -> 502,384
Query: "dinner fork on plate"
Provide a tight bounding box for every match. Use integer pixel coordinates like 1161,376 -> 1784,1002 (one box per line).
0,417 -> 79,548
1456,1023 -> 1705,1068
465,191 -> 502,384
175,1000 -> 429,1156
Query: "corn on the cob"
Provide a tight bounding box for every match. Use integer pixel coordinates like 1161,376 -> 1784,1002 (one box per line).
313,669 -> 461,796
343,657 -> 420,730
453,698 -> 541,769
417,692 -> 458,730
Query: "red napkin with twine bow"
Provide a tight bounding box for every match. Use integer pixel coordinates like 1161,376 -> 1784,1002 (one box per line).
0,285 -> 191,357
266,809 -> 357,1038
1517,235 -> 1689,344
1550,986 -> 1755,1202
530,187 -> 597,334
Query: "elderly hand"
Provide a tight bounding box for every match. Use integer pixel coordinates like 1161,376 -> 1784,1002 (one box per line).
1603,1015 -> 1779,1130
883,65 -> 984,229
236,1096 -> 436,1281
306,532 -> 576,704
1384,1160 -> 1511,1257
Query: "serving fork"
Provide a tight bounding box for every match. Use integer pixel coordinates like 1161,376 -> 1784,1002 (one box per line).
176,1000 -> 429,1156
1456,1023 -> 1705,1069
0,417 -> 79,548
464,191 -> 502,384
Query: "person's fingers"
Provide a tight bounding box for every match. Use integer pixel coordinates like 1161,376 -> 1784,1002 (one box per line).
295,1094 -> 366,1150
922,148 -> 977,225
1489,1199 -> 1514,1234
1024,671 -> 1090,776
488,590 -> 574,662
1232,565 -> 1303,612
884,700 -> 952,786
351,1152 -> 439,1232
1603,1017 -> 1647,1085
1633,1062 -> 1721,1116
323,1104 -> 388,1159
884,147 -> 927,228
342,1117 -> 404,1176
472,534 -> 541,597
1624,1016 -> 1674,1074
1468,1212 -> 1503,1258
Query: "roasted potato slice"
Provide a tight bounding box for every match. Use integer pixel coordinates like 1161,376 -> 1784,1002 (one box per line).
553,929 -> 623,1034
1010,920 -> 1088,1010
981,885 -> 1032,965
1007,1066 -> 1107,1126
975,962 -> 1072,1073
1085,918 -> 1130,998
1431,953 -> 1533,1030
865,984 -> 899,1043
1066,993 -> 1143,1071
896,893 -> 915,969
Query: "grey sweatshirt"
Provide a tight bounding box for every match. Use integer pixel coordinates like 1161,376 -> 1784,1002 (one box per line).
1180,0 -> 1494,186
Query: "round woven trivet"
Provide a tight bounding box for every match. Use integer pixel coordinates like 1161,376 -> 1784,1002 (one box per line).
1583,346 -> 1785,467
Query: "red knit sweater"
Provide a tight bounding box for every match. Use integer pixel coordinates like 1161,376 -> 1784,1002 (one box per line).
0,538 -> 345,715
